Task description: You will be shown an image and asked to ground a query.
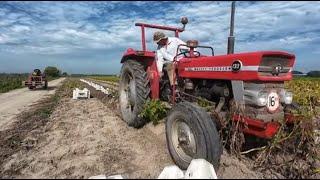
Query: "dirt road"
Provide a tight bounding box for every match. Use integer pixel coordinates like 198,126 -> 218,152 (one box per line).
0,78 -> 65,131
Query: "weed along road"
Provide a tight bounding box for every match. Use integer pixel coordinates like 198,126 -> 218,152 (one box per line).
0,78 -> 65,131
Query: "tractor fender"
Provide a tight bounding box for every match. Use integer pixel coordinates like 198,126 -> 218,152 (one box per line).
120,48 -> 160,99
120,48 -> 155,64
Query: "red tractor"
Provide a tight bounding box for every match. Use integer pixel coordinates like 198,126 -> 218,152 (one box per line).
24,69 -> 48,90
119,2 -> 296,169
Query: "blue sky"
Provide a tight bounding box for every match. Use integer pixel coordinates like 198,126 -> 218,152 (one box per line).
0,1 -> 319,74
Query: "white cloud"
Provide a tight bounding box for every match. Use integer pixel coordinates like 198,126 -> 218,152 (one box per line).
0,34 -> 9,44
0,1 -> 319,73
11,25 -> 30,32
279,36 -> 312,45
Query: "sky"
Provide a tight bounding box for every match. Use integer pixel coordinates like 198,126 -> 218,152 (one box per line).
0,1 -> 319,74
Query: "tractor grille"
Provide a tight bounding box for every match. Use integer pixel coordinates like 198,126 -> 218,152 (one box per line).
243,82 -> 285,122
258,55 -> 291,76
31,76 -> 42,82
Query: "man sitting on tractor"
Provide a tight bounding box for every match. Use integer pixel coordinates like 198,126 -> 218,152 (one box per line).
153,31 -> 188,88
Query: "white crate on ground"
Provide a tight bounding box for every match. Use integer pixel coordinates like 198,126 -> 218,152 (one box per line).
157,165 -> 184,179
158,159 -> 217,179
89,159 -> 218,179
184,159 -> 218,179
72,88 -> 90,99
89,174 -> 124,179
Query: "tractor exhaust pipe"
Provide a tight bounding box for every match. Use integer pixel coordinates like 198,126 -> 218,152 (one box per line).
227,1 -> 236,54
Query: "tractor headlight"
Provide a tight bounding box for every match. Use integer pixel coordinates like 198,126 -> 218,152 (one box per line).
257,91 -> 268,106
283,91 -> 293,104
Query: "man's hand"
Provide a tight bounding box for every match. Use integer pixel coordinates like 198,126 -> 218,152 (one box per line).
159,71 -> 164,77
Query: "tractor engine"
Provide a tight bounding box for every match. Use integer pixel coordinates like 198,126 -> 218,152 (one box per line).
182,79 -> 231,105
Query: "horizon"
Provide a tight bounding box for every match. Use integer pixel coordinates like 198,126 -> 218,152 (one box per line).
0,1 -> 319,74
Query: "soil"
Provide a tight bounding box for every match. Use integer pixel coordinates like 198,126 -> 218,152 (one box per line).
0,78 -> 300,179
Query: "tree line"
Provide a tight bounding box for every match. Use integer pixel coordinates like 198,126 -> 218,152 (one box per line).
292,70 -> 320,77
43,66 -> 68,77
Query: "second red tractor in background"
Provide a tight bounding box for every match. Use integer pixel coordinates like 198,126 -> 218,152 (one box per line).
24,69 -> 48,90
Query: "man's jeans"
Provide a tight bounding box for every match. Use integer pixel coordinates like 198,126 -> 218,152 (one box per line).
164,62 -> 176,86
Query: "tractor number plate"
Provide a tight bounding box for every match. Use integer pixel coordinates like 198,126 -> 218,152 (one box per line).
267,92 -> 280,112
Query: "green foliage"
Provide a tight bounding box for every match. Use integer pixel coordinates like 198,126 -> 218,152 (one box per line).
0,73 -> 28,93
285,77 -> 320,116
139,99 -> 168,125
44,66 -> 61,77
196,97 -> 216,110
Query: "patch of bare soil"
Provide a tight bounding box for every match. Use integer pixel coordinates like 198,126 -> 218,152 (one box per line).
0,92 -> 172,178
0,92 -> 60,177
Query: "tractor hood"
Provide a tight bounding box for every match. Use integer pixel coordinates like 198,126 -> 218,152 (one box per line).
178,51 -> 295,81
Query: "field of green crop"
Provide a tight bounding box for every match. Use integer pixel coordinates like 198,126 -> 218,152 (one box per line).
285,77 -> 320,116
0,73 -> 28,93
286,77 -> 320,106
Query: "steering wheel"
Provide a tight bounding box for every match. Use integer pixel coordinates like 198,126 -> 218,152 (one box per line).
176,50 -> 201,59
178,51 -> 201,57
192,51 -> 201,57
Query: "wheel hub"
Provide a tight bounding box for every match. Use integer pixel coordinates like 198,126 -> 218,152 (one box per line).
120,71 -> 136,120
172,120 -> 197,162
123,74 -> 135,111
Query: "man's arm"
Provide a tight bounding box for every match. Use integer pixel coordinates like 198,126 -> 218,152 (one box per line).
175,38 -> 188,50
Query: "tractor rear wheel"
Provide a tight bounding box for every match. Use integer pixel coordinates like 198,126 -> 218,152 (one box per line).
119,60 -> 150,128
166,102 -> 222,170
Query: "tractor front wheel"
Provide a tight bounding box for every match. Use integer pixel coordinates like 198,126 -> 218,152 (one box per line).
166,102 -> 222,170
119,60 -> 150,128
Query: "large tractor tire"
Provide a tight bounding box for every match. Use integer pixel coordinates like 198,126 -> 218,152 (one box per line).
119,60 -> 150,128
166,101 -> 222,170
